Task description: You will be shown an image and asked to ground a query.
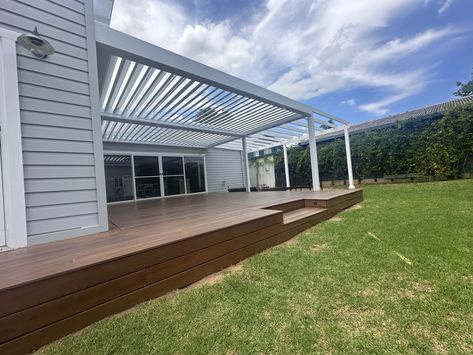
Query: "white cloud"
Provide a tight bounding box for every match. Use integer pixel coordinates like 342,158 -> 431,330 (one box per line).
111,0 -> 461,116
438,0 -> 454,14
342,99 -> 356,106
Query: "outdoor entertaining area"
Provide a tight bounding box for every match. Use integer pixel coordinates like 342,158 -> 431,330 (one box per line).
0,8 -> 361,354
3,0 -> 471,354
95,22 -> 357,195
0,189 -> 362,354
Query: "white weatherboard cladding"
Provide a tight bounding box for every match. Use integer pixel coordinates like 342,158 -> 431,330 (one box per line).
205,148 -> 244,192
0,0 -> 107,244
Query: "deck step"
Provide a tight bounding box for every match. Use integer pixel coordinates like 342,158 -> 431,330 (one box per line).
282,207 -> 327,224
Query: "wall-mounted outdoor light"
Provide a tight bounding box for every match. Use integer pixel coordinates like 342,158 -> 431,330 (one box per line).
16,27 -> 55,59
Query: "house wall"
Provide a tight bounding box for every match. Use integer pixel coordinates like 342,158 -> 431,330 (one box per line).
205,148 -> 244,192
103,143 -> 244,193
0,0 -> 246,245
0,0 -> 108,245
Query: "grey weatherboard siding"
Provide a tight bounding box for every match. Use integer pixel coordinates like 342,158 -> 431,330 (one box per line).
205,148 -> 244,192
0,0 -> 107,244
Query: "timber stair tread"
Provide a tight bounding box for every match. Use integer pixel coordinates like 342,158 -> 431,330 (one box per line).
283,207 -> 327,224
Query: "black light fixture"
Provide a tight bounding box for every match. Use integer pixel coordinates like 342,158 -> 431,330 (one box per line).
16,27 -> 55,59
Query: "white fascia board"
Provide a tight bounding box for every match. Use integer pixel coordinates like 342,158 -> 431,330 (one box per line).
102,113 -> 242,137
95,22 -> 314,116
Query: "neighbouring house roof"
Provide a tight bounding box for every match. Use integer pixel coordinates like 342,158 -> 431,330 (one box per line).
297,94 -> 473,145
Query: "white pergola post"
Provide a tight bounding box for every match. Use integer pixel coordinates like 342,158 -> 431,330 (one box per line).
282,144 -> 290,188
344,125 -> 356,189
307,115 -> 321,191
242,137 -> 251,192
0,30 -> 27,249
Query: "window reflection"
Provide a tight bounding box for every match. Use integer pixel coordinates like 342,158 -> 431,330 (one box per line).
104,155 -> 134,202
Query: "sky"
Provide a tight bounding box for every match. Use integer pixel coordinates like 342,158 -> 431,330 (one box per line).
110,0 -> 473,124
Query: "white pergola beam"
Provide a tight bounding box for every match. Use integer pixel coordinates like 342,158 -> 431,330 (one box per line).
206,113 -> 305,148
101,113 -> 242,137
95,22 -> 314,116
313,117 -> 337,128
313,109 -> 349,125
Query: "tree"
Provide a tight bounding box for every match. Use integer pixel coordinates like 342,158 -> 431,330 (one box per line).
414,103 -> 473,179
194,107 -> 231,124
272,103 -> 473,184
454,67 -> 473,97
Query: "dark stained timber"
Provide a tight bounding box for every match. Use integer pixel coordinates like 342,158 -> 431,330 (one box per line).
0,189 -> 362,354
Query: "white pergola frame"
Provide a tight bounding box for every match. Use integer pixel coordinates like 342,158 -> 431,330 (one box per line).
95,22 -> 355,192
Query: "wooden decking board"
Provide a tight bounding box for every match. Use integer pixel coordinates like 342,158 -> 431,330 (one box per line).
283,207 -> 327,224
1,216 -> 333,355
0,189 -> 362,354
0,221 -> 286,343
0,213 -> 282,318
264,200 -> 305,213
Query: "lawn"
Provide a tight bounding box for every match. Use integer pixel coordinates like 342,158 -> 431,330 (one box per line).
39,180 -> 473,354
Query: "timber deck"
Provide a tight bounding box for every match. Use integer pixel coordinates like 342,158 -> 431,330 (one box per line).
0,189 -> 362,354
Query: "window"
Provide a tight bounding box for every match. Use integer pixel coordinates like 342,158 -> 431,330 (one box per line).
104,155 -> 134,202
162,156 -> 185,195
185,156 -> 206,193
134,156 -> 161,199
162,156 -> 184,175
104,154 -> 206,202
133,156 -> 159,176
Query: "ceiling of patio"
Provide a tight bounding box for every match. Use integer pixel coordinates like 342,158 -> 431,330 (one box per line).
95,23 -> 348,152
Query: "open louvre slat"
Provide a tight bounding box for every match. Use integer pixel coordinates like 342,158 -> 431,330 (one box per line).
98,50 -> 346,151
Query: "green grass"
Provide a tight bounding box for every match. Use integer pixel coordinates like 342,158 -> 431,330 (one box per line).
40,180 -> 473,354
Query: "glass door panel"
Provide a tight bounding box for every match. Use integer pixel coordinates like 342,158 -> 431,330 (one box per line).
161,156 -> 185,196
162,156 -> 184,175
163,176 -> 185,195
184,156 -> 206,193
104,155 -> 134,202
135,177 -> 161,199
134,156 -> 161,199
133,156 -> 159,176
105,154 -> 206,202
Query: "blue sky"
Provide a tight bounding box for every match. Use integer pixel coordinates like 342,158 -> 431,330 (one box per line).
111,0 -> 473,124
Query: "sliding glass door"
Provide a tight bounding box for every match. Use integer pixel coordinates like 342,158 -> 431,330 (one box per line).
162,156 -> 185,196
184,156 -> 206,193
104,154 -> 206,202
133,156 -> 161,199
104,155 -> 134,202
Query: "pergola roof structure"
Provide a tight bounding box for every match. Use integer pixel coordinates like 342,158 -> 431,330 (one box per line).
95,22 -> 349,152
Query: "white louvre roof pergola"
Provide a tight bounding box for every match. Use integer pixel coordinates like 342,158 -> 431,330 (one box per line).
95,22 -> 355,191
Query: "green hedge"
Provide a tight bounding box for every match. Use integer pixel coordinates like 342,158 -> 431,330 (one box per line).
273,103 -> 473,185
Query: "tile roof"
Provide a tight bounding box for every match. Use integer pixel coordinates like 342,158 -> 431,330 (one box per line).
312,94 -> 473,143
